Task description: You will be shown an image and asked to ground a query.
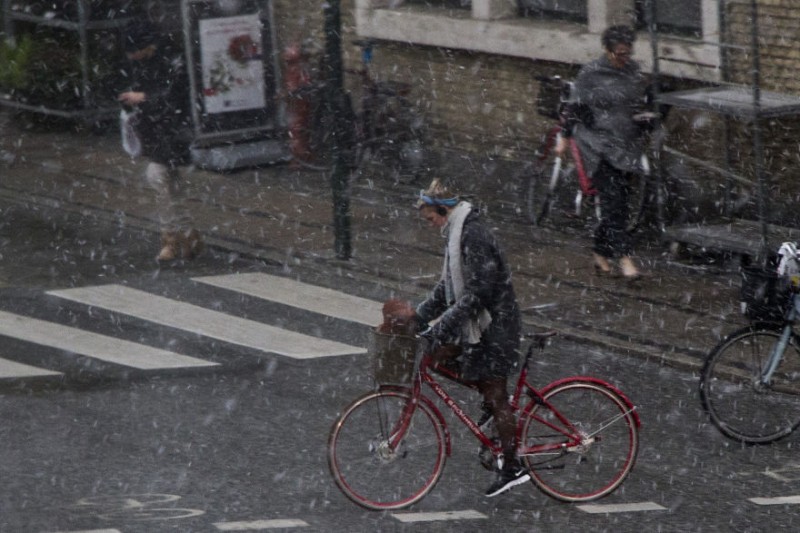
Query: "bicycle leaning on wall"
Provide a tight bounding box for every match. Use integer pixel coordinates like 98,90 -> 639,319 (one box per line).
344,40 -> 428,183
699,242 -> 800,444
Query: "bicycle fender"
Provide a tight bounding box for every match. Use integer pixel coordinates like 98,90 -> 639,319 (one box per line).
539,376 -> 641,428
377,384 -> 453,456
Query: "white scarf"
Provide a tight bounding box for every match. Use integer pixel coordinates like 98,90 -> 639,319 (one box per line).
443,201 -> 492,344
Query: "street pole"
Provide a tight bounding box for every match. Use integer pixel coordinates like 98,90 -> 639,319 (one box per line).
323,0 -> 352,260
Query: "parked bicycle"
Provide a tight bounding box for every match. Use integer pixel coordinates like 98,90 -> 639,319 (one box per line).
699,243 -> 800,444
525,75 -> 681,233
344,40 -> 428,182
328,331 -> 640,510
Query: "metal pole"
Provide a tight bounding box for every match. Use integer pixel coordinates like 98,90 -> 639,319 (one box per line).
646,0 -> 666,233
750,0 -> 768,257
323,0 -> 352,260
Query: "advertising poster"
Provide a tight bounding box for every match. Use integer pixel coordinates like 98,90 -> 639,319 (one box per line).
199,14 -> 266,114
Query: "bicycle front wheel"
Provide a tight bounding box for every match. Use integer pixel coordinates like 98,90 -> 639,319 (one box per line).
328,389 -> 447,510
699,323 -> 800,444
521,380 -> 639,502
526,151 -> 576,226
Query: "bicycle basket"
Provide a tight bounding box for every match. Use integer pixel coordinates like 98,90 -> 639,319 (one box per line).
740,265 -> 792,322
536,77 -> 568,120
371,330 -> 418,384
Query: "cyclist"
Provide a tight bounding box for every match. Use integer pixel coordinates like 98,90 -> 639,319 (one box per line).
412,178 -> 525,497
570,25 -> 648,280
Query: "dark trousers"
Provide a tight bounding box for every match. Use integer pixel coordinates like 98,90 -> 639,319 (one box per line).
593,159 -> 634,258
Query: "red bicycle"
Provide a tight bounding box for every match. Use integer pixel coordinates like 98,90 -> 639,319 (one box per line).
328,332 -> 641,510
526,75 -> 657,232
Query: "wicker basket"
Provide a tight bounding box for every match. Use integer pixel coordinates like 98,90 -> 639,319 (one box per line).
371,330 -> 418,385
740,265 -> 791,322
536,76 -> 568,120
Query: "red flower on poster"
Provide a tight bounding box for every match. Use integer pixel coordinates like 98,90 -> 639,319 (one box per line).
228,34 -> 259,65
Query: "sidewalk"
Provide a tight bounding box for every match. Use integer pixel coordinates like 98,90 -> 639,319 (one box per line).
0,113 -> 749,372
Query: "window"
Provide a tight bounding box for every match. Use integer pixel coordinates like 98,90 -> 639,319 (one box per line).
404,0 -> 471,9
519,0 -> 587,24
635,0 -> 702,38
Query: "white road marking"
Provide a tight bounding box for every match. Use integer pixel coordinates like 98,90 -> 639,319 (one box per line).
214,519 -> 308,530
0,356 -> 61,378
391,510 -> 487,522
0,310 -> 217,370
43,529 -> 122,533
193,273 -> 383,326
749,495 -> 800,505
47,284 -> 366,359
576,502 -> 667,513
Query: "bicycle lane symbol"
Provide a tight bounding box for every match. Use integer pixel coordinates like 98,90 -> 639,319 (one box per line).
73,493 -> 205,522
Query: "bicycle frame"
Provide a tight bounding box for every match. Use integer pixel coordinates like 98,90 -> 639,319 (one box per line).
761,293 -> 798,385
384,336 -> 640,462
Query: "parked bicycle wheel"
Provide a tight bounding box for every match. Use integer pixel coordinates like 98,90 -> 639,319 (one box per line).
699,323 -> 800,444
328,389 -> 447,510
526,146 -> 578,226
520,379 -> 639,502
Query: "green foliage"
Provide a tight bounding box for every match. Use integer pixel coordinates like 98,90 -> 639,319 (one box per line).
0,34 -> 36,91
0,28 -> 119,109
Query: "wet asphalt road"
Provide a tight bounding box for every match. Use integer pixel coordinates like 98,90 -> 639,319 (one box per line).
0,197 -> 799,532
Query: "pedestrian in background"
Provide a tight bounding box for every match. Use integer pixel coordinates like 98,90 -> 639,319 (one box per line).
572,25 -> 647,280
413,178 -> 525,497
118,20 -> 203,262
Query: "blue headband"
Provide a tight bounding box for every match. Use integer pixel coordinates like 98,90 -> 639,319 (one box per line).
418,191 -> 459,208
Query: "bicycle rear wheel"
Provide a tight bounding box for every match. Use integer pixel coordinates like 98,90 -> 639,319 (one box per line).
699,323 -> 800,444
328,389 -> 447,510
521,380 -> 639,502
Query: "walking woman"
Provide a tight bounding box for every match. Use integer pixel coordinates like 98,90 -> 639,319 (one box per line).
118,19 -> 203,262
572,25 -> 647,279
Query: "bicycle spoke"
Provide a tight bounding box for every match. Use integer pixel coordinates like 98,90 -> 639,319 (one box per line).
700,324 -> 800,444
328,390 -> 446,510
521,380 -> 639,502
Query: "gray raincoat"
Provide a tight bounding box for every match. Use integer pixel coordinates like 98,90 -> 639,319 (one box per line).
572,55 -> 647,175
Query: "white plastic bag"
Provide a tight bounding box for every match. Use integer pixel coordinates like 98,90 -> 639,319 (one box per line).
120,108 -> 141,157
777,242 -> 800,277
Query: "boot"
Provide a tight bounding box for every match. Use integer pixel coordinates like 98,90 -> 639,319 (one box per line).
157,231 -> 181,261
182,228 -> 204,259
619,256 -> 641,280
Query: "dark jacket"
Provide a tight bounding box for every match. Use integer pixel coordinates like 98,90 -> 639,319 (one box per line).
573,55 -> 646,175
125,41 -> 192,166
417,209 -> 521,380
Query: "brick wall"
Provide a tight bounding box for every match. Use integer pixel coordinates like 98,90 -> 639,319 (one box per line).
724,0 -> 800,213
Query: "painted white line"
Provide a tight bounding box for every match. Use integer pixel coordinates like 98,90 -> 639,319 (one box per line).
193,273 -> 383,326
749,495 -> 800,505
0,356 -> 62,378
576,502 -> 668,514
43,529 -> 122,533
48,284 -> 366,359
214,519 -> 309,530
391,510 -> 487,523
0,310 -> 217,370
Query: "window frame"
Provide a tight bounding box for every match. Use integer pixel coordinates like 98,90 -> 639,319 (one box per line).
354,0 -> 720,82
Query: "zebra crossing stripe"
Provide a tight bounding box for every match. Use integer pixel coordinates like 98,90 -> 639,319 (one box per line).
47,284 -> 366,359
0,310 -> 216,370
192,273 -> 383,326
0,356 -> 62,378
